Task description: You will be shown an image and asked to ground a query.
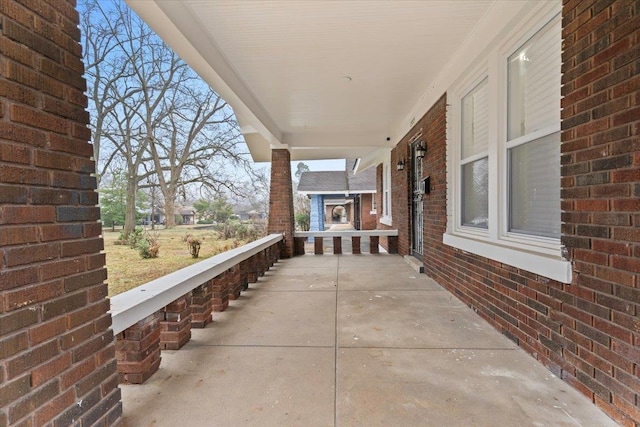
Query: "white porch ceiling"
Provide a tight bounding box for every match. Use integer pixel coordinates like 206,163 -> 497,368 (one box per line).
125,0 -> 496,163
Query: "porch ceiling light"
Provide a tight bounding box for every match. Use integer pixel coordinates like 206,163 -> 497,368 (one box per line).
415,141 -> 427,158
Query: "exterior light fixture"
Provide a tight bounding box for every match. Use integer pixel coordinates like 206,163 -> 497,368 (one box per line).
396,159 -> 405,171
415,141 -> 426,158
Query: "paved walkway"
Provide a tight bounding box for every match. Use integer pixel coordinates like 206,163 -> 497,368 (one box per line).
121,255 -> 618,427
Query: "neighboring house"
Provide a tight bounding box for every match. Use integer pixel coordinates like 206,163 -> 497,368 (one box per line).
297,160 -> 377,235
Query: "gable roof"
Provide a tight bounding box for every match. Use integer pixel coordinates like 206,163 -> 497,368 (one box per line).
297,159 -> 376,194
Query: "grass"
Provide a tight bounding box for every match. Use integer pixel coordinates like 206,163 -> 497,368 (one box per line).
103,226 -> 245,296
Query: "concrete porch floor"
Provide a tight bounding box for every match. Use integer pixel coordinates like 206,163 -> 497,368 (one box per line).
120,255 -> 617,427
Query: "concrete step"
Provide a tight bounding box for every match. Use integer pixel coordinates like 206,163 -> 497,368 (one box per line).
403,255 -> 424,273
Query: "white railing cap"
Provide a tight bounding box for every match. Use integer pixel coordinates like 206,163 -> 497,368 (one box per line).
294,230 -> 398,238
110,233 -> 283,335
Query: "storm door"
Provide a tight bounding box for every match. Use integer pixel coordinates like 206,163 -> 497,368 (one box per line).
411,142 -> 424,256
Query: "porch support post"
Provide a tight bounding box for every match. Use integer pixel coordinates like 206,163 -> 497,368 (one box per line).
268,149 -> 295,258
191,282 -> 213,328
211,275 -> 230,312
370,236 -> 380,254
116,313 -> 162,384
160,294 -> 192,350
352,236 -> 362,254
314,237 -> 324,254
333,237 -> 343,254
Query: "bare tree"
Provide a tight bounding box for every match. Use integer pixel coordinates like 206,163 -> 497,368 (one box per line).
81,0 -> 250,235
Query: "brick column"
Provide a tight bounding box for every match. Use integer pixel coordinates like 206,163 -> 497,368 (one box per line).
239,259 -> 249,291
352,236 -> 362,254
267,149 -> 295,258
0,1 -> 122,424
116,313 -> 162,385
228,265 -> 243,300
160,294 -> 192,350
387,236 -> 399,254
211,275 -> 229,312
247,254 -> 259,283
333,237 -> 343,254
191,283 -> 213,328
370,236 -> 380,254
269,244 -> 279,265
314,237 -> 324,254
294,237 -> 306,255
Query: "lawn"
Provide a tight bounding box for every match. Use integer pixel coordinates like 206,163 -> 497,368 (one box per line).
103,226 -> 245,296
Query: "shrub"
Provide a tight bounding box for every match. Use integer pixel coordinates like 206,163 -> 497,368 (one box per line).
295,212 -> 310,231
184,234 -> 203,258
136,231 -> 160,259
128,227 -> 144,248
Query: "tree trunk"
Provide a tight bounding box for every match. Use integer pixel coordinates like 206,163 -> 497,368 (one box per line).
123,176 -> 137,237
163,187 -> 177,228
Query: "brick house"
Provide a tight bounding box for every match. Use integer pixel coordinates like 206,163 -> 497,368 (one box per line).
0,1 -> 638,426
298,159 -> 377,234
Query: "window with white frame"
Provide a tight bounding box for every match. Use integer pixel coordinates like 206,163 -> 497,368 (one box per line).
506,18 -> 561,238
461,77 -> 489,229
444,8 -> 569,283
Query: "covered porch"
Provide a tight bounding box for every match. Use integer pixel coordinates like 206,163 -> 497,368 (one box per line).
120,254 -> 615,427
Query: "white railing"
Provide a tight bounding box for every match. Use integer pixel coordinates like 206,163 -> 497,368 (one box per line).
110,233 -> 283,335
294,230 -> 398,238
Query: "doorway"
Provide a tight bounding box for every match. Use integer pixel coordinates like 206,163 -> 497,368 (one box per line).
411,142 -> 424,257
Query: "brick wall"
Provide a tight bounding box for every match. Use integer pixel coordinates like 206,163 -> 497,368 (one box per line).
0,1 -> 122,425
380,1 -> 640,423
360,194 -> 377,230
268,149 -> 295,258
560,0 -> 640,423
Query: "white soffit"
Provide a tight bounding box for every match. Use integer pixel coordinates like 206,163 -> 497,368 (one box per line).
126,0 -> 495,162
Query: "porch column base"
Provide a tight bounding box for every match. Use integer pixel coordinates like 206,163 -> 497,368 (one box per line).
314,237 -> 324,254
160,294 -> 192,350
370,236 -> 380,254
248,254 -> 259,283
228,265 -> 242,300
352,236 -> 361,254
388,236 -> 399,254
212,274 -> 230,312
116,313 -> 162,384
333,237 -> 342,254
239,259 -> 250,291
191,282 -> 213,328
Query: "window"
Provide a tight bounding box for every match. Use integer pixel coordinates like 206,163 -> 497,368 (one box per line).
381,159 -> 392,225
444,6 -> 570,283
507,19 -> 561,238
461,77 -> 489,229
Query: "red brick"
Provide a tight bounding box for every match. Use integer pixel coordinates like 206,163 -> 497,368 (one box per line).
60,356 -> 96,390
29,316 -> 67,346
10,283 -> 64,317
10,104 -> 68,134
0,143 -> 31,164
34,388 -> 75,426
6,340 -> 59,380
31,352 -> 72,388
0,206 -> 56,224
4,243 -> 59,268
0,331 -> 28,359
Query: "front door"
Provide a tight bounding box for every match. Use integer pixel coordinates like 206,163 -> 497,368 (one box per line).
411,143 -> 423,256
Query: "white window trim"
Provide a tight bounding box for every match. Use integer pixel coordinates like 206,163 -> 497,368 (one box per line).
444,3 -> 571,284
380,158 -> 392,226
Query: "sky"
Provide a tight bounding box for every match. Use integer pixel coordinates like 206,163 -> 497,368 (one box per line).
292,159 -> 345,172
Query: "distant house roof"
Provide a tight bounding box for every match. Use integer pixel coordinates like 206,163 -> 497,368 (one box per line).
297,159 -> 376,195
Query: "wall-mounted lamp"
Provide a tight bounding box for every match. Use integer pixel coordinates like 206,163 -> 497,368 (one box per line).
396,159 -> 405,171
415,142 -> 427,159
